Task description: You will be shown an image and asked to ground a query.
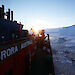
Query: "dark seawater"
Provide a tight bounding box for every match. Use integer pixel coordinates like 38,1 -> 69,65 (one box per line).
45,31 -> 75,75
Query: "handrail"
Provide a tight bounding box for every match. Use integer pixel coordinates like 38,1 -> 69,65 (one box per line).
47,34 -> 55,75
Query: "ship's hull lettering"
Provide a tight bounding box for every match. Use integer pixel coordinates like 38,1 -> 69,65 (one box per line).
1,50 -> 6,60
21,41 -> 32,49
0,46 -> 18,61
0,41 -> 32,61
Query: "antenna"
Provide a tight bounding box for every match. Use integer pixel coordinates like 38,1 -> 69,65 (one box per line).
11,11 -> 13,21
7,9 -> 10,20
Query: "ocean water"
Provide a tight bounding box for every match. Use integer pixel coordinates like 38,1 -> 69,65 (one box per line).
46,32 -> 75,75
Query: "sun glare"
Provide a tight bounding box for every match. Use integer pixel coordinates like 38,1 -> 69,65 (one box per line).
32,26 -> 40,34
25,19 -> 52,33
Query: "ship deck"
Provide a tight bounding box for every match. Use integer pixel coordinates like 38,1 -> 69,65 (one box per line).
30,48 -> 53,75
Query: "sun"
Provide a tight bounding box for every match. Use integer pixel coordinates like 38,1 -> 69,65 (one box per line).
25,19 -> 47,34
30,19 -> 45,33
32,26 -> 40,34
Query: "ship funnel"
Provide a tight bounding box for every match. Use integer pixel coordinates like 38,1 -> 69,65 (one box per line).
2,5 -> 4,18
0,5 -> 4,19
11,11 -> 13,21
7,9 -> 10,20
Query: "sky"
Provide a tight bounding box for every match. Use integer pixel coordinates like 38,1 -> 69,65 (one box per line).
0,0 -> 75,30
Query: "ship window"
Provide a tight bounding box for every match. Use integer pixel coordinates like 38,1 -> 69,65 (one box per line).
2,36 -> 4,39
16,35 -> 18,38
12,33 -> 15,38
